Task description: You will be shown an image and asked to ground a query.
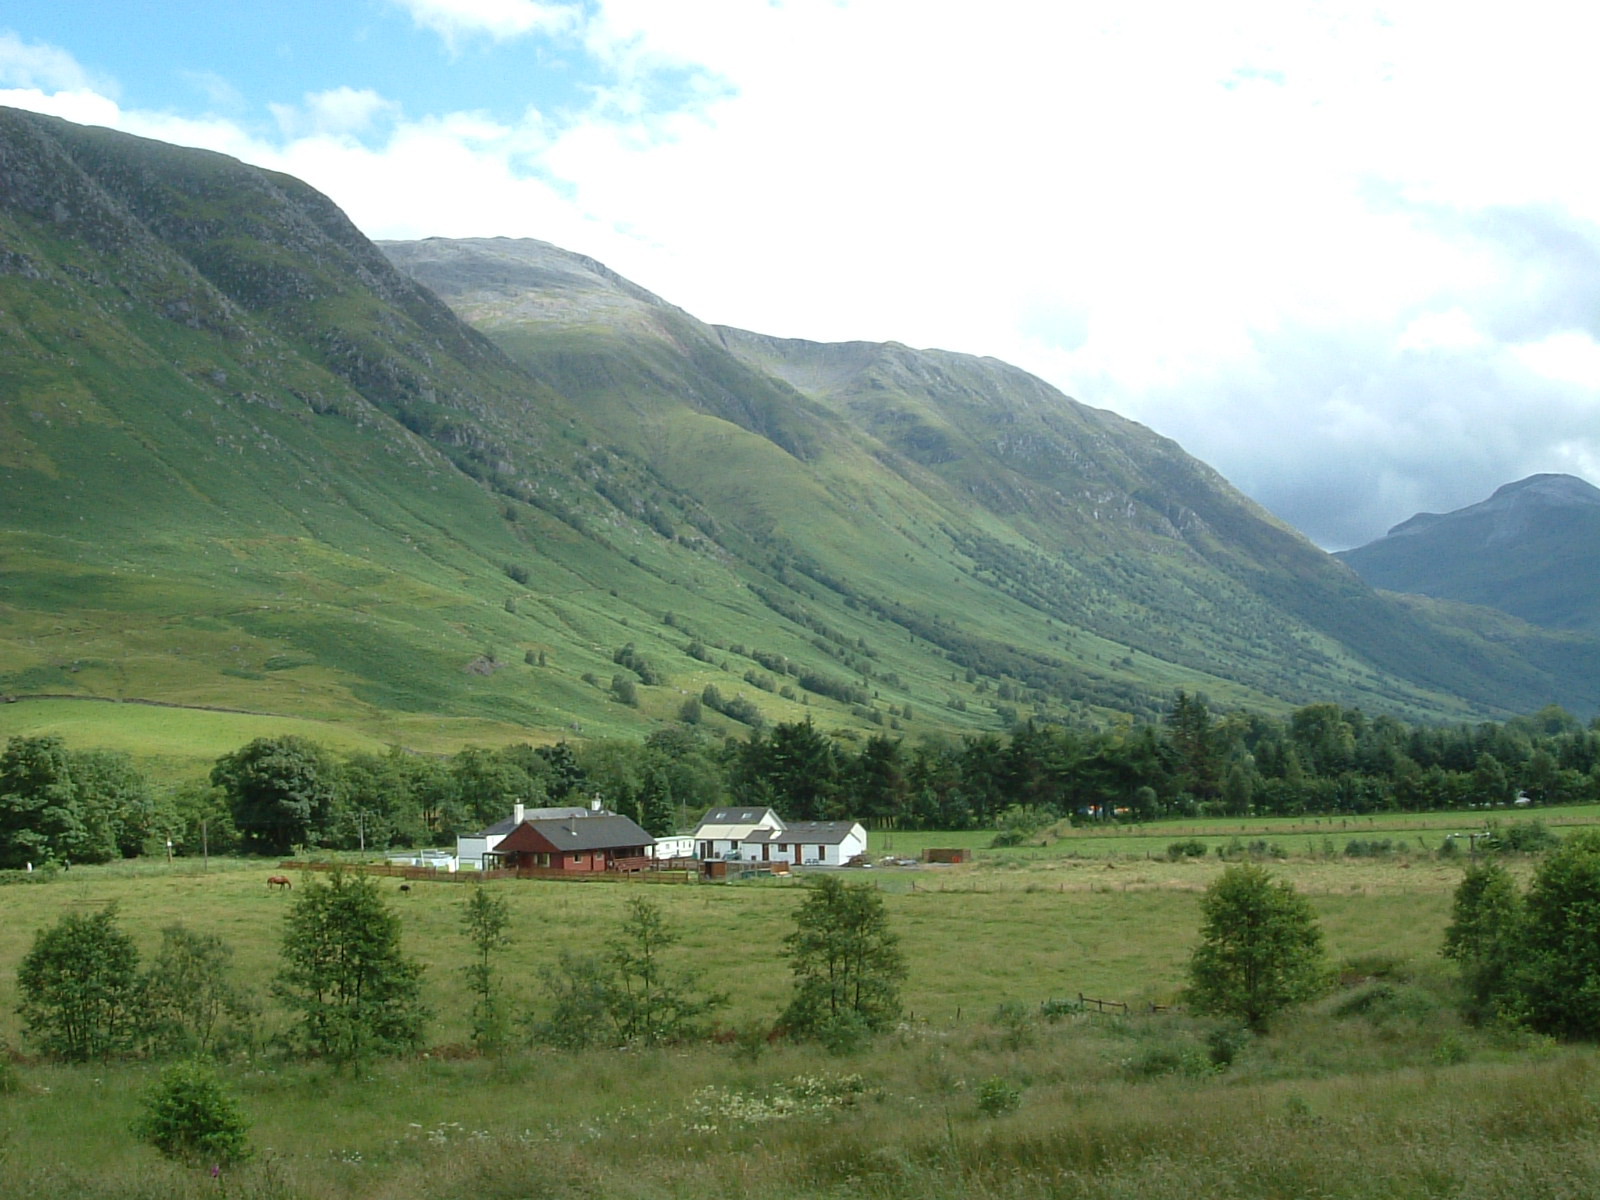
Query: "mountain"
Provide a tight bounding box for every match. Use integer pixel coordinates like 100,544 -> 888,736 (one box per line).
379,236 -> 1600,720
1,106 -> 1596,762
1336,474 -> 1600,633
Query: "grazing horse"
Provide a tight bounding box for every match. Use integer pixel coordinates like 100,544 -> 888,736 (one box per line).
267,875 -> 292,891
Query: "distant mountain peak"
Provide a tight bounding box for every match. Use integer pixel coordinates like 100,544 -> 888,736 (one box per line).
1384,474 -> 1600,539
1486,473 -> 1600,507
1339,473 -> 1600,633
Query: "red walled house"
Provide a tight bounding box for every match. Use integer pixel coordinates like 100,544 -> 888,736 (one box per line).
487,814 -> 655,875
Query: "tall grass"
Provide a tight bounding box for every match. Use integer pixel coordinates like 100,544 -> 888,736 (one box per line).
5,996 -> 1596,1199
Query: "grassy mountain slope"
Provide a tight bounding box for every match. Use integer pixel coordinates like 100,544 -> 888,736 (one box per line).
383,236 -> 1600,721
1337,474 -> 1600,634
1,107 -> 1594,766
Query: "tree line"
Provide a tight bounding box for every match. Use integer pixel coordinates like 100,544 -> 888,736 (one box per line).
4,694 -> 1599,866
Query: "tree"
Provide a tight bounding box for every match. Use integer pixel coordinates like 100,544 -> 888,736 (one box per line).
1509,829 -> 1600,1038
273,869 -> 427,1062
132,1059 -> 251,1166
460,884 -> 512,1055
535,897 -> 723,1048
1186,864 -> 1327,1031
0,734 -> 86,868
73,747 -> 164,859
17,904 -> 143,1061
1442,861 -> 1523,1024
211,736 -> 336,855
781,875 -> 906,1044
142,925 -> 257,1057
605,896 -> 724,1046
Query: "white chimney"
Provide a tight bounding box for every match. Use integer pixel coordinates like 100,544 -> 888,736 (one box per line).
513,802 -> 525,825
590,794 -> 603,813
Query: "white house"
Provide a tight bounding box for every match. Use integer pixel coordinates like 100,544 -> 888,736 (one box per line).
692,806 -> 785,861
690,808 -> 868,867
741,820 -> 869,867
456,803 -> 593,868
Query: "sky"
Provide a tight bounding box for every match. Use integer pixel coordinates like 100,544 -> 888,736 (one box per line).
4,0 -> 1600,550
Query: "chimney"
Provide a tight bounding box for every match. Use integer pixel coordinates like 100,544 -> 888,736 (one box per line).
513,802 -> 525,826
591,794 -> 603,813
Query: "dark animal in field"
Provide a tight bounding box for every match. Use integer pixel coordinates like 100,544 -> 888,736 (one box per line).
267,875 -> 292,890
398,883 -> 411,895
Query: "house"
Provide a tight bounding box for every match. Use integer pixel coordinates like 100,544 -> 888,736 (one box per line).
741,820 -> 869,867
690,807 -> 869,867
487,813 -> 655,875
692,807 -> 784,861
456,803 -> 593,868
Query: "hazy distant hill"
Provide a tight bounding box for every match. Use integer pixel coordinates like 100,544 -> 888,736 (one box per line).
1337,474 -> 1600,634
2,105 -> 1596,754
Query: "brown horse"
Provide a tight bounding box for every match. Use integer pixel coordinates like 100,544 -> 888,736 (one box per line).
267,875 -> 292,891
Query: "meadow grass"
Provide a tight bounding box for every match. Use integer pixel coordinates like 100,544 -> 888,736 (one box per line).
0,841 -> 1584,1198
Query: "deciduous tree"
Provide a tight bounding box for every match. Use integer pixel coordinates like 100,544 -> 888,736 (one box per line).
211,736 -> 335,855
460,884 -> 511,1055
273,869 -> 427,1062
782,875 -> 906,1044
1186,864 -> 1327,1031
17,904 -> 143,1061
1509,830 -> 1600,1038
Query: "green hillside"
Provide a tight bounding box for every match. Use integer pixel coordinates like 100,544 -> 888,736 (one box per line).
1,108 -> 1595,767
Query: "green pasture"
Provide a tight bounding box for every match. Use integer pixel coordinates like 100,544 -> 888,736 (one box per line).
0,848 -> 1467,1050
873,805 -> 1600,862
4,843 -> 1594,1199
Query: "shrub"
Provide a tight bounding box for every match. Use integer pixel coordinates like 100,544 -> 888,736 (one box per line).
1498,820 -> 1561,855
975,1076 -> 1022,1117
131,1059 -> 251,1166
1167,839 -> 1208,860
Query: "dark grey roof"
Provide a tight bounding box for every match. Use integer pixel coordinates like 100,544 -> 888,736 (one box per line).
473,807 -> 593,838
696,807 -> 781,827
496,813 -> 655,854
744,820 -> 863,846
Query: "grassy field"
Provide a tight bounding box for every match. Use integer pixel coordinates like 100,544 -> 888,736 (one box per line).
2,831 -> 1595,1198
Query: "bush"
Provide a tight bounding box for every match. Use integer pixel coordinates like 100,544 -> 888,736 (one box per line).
132,1059 -> 251,1166
1498,820 -> 1561,855
975,1076 -> 1023,1117
1167,839 -> 1208,860
1345,838 -> 1397,858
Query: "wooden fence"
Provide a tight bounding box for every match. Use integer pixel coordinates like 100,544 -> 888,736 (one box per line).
279,861 -> 695,884
1071,993 -> 1172,1015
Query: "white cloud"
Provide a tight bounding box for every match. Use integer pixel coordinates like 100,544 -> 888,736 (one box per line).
5,3 -> 1600,549
271,87 -> 401,139
0,29 -> 109,93
387,0 -> 578,45
1514,333 -> 1600,390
